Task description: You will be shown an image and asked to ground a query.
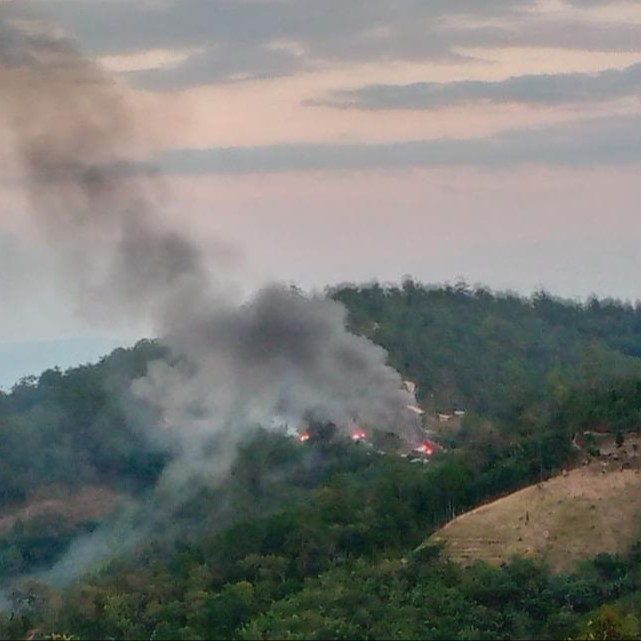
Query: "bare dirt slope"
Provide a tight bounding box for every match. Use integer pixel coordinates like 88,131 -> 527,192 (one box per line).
429,456 -> 641,573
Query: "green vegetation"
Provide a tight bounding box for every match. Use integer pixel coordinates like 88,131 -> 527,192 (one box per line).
3,282 -> 641,639
331,280 -> 641,420
0,339 -> 169,507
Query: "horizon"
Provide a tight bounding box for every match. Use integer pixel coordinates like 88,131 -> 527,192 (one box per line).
2,277 -> 640,392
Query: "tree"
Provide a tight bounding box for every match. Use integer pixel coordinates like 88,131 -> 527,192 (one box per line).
575,605 -> 640,640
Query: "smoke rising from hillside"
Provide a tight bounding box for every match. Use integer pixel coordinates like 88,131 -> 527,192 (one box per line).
0,7 -> 417,582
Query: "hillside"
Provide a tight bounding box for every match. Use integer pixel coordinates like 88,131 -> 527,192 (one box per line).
429,435 -> 641,573
332,282 -> 641,421
4,284 -> 641,638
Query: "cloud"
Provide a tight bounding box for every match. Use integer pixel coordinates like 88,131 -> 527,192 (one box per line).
5,2 -> 641,91
130,43 -> 308,90
311,63 -> 641,110
153,114 -> 641,174
565,0 -> 623,5
7,0 -> 537,88
460,18 -> 641,53
12,0 -> 532,53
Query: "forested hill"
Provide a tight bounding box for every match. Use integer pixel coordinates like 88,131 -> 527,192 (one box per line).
4,283 -> 641,639
3,282 -> 641,507
332,281 -> 641,420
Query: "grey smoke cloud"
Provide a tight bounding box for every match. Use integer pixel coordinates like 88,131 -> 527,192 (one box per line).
312,63 -> 641,110
0,6 -> 417,581
1,19 -> 205,327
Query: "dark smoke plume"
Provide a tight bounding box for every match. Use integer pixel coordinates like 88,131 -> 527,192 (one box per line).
0,5 -> 418,582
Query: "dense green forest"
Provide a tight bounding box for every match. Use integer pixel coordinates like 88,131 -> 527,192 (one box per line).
332,280 -> 641,420
3,282 -> 641,639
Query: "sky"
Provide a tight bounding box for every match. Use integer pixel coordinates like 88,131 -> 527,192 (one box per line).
1,0 -> 641,384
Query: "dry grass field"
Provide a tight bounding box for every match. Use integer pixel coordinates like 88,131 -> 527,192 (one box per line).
429,438 -> 641,572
